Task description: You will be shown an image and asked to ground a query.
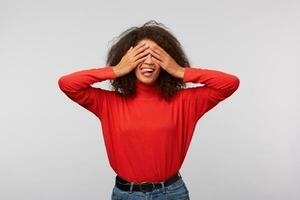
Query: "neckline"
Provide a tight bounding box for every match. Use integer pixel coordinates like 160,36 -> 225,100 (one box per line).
134,79 -> 161,100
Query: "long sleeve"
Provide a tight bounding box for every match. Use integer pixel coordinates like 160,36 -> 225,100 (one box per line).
58,66 -> 117,118
181,67 -> 240,121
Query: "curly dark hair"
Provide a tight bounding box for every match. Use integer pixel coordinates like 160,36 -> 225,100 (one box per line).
106,20 -> 191,101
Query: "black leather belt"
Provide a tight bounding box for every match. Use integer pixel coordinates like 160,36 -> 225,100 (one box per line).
115,172 -> 181,193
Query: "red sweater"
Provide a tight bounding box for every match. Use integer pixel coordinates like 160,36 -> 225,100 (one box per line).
58,66 -> 240,183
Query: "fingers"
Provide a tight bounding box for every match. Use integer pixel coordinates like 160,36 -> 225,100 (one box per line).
133,44 -> 149,57
151,56 -> 162,66
154,44 -> 165,52
127,46 -> 133,53
147,48 -> 162,61
128,42 -> 167,67
132,42 -> 146,52
135,48 -> 152,60
135,56 -> 148,65
151,45 -> 165,57
127,43 -> 144,54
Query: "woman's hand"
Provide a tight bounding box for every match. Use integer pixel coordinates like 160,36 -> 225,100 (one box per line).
112,43 -> 150,77
148,45 -> 185,79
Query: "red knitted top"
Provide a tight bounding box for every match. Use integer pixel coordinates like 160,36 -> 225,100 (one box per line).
58,66 -> 240,183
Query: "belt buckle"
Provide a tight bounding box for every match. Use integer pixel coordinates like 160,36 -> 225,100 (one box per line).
138,181 -> 155,193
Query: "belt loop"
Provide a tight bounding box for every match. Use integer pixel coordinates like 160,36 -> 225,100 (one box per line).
160,181 -> 166,194
129,182 -> 133,193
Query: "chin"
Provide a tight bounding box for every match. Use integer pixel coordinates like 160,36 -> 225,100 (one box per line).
136,75 -> 158,84
135,72 -> 159,85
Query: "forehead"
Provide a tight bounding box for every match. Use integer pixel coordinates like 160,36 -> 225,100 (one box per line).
136,39 -> 158,47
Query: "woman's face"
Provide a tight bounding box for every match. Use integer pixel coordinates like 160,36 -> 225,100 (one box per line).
134,39 -> 161,85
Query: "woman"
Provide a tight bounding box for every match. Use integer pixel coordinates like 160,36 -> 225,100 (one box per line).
58,20 -> 240,200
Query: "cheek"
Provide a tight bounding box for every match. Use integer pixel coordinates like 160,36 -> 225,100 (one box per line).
134,67 -> 139,74
154,62 -> 160,68
155,68 -> 161,75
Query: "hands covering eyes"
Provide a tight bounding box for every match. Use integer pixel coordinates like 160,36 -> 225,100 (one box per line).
112,42 -> 185,79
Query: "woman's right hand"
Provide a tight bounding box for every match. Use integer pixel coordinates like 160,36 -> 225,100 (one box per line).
112,42 -> 150,77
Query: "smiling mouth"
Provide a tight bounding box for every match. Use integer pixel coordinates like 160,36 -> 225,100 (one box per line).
140,66 -> 155,77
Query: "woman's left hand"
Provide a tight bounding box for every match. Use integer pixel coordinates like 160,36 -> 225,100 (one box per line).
148,45 -> 185,79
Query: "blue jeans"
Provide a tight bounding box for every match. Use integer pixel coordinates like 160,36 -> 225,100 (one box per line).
111,176 -> 190,200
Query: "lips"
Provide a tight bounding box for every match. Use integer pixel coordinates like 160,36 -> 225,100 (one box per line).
140,66 -> 155,77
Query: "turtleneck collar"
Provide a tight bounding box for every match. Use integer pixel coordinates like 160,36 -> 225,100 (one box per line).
134,79 -> 161,100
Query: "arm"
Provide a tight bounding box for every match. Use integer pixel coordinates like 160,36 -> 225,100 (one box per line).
180,67 -> 240,121
58,66 -> 117,118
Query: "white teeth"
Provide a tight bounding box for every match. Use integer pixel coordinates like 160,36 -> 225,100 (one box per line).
141,67 -> 154,73
141,66 -> 154,69
142,68 -> 154,72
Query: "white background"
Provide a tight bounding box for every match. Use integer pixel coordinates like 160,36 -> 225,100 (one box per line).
1,0 -> 299,199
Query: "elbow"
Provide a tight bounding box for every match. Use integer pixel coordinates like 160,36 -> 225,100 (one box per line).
58,76 -> 69,92
222,75 -> 240,98
232,76 -> 240,91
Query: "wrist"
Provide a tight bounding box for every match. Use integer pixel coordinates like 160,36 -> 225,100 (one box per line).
176,66 -> 185,79
112,65 -> 121,77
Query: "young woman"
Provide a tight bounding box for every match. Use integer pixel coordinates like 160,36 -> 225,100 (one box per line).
58,20 -> 240,200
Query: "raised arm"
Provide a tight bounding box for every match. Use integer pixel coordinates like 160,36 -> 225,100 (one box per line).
58,66 -> 117,118
180,66 -> 240,121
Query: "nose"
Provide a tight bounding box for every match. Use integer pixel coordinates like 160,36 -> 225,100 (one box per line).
144,53 -> 154,65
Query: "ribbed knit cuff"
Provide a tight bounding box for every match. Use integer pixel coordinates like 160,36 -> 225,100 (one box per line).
101,66 -> 117,79
183,67 -> 203,83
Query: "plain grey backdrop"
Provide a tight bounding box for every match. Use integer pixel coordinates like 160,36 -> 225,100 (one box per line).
1,0 -> 299,199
